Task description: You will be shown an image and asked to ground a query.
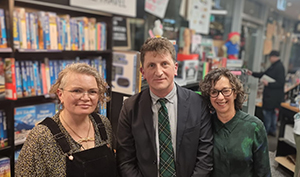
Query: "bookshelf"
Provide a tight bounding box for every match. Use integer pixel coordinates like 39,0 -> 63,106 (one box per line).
0,0 -> 113,175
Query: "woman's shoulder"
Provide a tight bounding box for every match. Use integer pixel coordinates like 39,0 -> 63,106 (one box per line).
238,110 -> 264,128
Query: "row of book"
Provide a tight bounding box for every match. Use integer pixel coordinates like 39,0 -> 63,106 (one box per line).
0,156 -> 10,177
13,7 -> 107,51
2,57 -> 106,100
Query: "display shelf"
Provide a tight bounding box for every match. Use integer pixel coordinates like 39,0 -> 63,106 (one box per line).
275,156 -> 295,172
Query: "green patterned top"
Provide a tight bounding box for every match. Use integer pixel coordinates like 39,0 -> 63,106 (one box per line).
15,112 -> 113,177
212,110 -> 271,177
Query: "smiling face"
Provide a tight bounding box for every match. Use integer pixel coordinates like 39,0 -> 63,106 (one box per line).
57,72 -> 99,117
140,51 -> 178,98
210,76 -> 237,117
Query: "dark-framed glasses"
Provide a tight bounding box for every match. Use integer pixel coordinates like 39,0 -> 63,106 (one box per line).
60,88 -> 99,99
210,88 -> 234,98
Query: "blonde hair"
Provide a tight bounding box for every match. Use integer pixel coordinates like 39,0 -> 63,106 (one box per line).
49,63 -> 110,112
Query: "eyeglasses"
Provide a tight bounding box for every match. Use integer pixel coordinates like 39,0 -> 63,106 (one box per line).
60,88 -> 99,99
210,88 -> 234,98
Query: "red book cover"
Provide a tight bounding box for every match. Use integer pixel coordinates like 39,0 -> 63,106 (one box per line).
4,58 -> 17,100
40,62 -> 48,94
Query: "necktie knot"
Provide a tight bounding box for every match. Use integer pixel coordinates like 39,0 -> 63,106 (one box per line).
158,98 -> 168,106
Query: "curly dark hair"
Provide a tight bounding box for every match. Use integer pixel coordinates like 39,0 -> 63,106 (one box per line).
140,37 -> 176,66
199,67 -> 245,111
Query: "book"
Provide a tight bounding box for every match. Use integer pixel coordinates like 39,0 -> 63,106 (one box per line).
0,58 -> 5,100
0,157 -> 10,176
0,110 -> 8,148
14,105 -> 36,145
4,58 -> 17,100
15,8 -> 27,49
13,10 -> 20,49
48,12 -> 58,50
0,9 -> 7,48
14,102 -> 56,145
20,61 -> 29,97
15,61 -> 23,98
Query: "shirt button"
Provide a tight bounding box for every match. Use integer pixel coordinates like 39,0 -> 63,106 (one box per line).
153,160 -> 157,164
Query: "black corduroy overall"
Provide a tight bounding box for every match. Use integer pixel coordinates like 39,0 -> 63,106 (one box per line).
39,112 -> 117,177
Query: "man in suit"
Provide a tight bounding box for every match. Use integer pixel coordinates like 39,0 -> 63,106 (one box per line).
116,37 -> 213,177
247,50 -> 285,136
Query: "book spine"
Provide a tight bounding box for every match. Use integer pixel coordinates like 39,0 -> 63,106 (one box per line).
20,61 -> 29,97
25,12 -> 31,49
15,61 -> 23,98
4,58 -> 17,100
13,10 -> 20,49
0,9 -> 7,48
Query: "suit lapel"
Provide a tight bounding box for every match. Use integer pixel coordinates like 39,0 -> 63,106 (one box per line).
139,89 -> 157,154
176,86 -> 189,158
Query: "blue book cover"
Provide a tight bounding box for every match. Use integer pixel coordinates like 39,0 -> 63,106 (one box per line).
14,105 -> 36,145
33,61 -> 42,95
25,12 -> 31,49
20,61 -> 29,97
15,61 -> 23,98
0,110 -> 8,148
53,60 -> 59,82
29,13 -> 37,49
0,9 -> 7,47
49,60 -> 55,86
101,22 -> 106,50
35,102 -> 56,122
43,13 -> 50,50
15,149 -> 21,163
26,61 -> 35,96
57,16 -> 63,50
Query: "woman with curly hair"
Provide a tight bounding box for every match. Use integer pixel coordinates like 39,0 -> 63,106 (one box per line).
199,68 -> 271,177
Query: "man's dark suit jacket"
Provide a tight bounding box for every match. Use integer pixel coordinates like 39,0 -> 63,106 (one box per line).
117,85 -> 213,177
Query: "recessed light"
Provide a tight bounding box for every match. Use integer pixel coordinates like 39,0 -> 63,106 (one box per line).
287,2 -> 292,6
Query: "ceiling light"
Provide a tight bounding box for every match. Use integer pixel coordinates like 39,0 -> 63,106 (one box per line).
287,2 -> 292,6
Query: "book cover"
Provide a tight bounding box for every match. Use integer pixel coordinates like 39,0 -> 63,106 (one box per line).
100,22 -> 106,50
14,105 -> 36,145
25,12 -> 31,49
0,8 -> 7,48
96,22 -> 101,50
13,10 -> 20,49
56,16 -> 63,50
88,18 -> 96,51
0,157 -> 10,176
0,58 -> 5,100
37,11 -> 45,49
44,58 -> 51,92
15,8 -> 27,49
0,110 -> 8,148
40,62 -> 47,94
4,58 -> 17,100
59,15 -> 71,50
48,12 -> 57,50
33,61 -> 42,95
20,61 -> 29,97
15,61 -> 23,98
29,13 -> 38,49
26,61 -> 35,96
35,102 -> 55,123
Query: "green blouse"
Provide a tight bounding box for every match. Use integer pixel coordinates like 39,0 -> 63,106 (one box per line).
212,110 -> 271,177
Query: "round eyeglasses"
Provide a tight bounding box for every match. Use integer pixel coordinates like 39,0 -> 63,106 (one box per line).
60,88 -> 99,99
210,88 -> 234,98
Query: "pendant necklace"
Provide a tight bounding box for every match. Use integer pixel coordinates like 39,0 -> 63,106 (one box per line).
60,114 -> 95,149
